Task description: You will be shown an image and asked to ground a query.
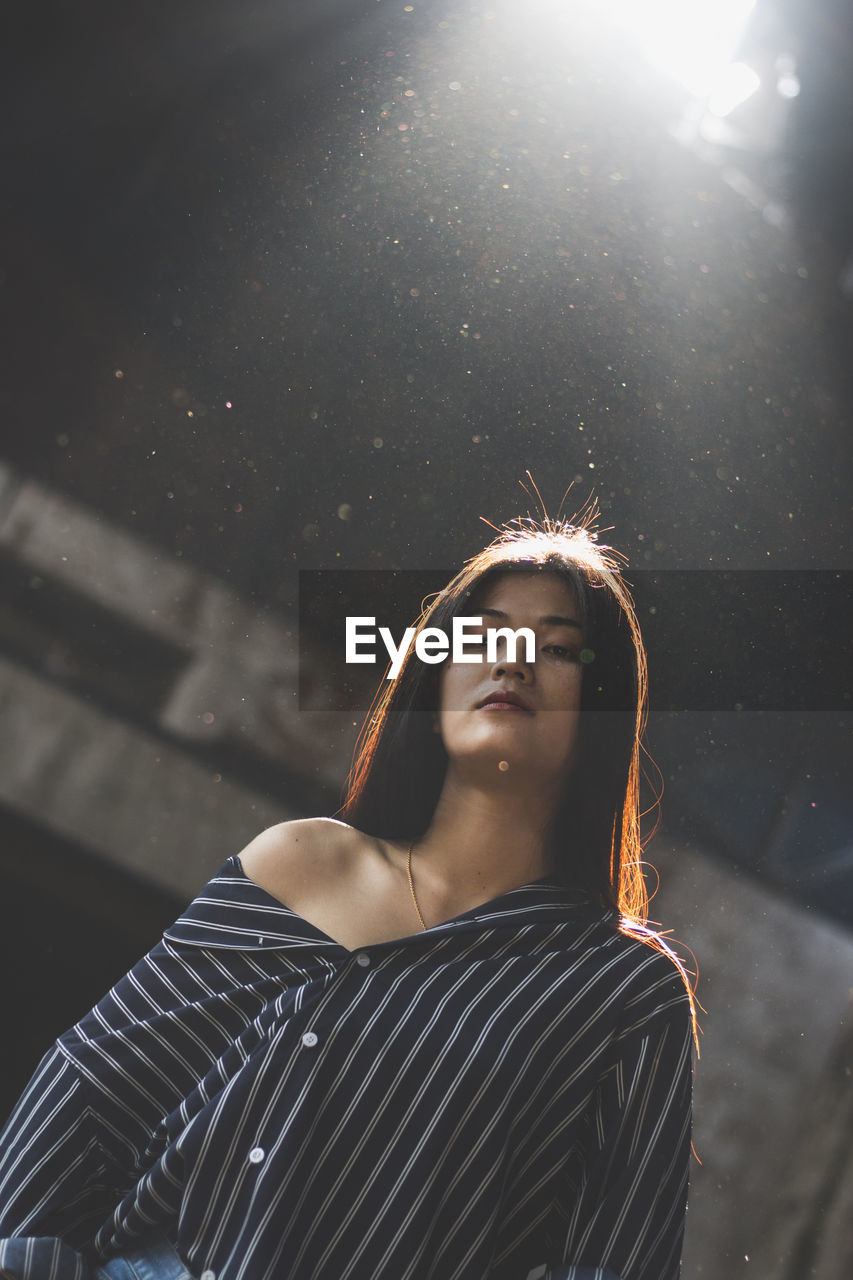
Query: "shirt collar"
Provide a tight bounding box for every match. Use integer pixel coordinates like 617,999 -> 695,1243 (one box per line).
162,855 -> 613,953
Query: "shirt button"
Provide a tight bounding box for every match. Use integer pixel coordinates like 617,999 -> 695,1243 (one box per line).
301,1031 -> 318,1048
355,952 -> 371,967
201,1271 -> 216,1280
248,1146 -> 265,1164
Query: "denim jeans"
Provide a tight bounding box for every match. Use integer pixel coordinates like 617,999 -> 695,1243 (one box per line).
1,1234 -> 620,1280
95,1233 -> 196,1280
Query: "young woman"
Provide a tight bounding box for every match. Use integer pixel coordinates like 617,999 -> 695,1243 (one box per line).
0,513 -> 697,1280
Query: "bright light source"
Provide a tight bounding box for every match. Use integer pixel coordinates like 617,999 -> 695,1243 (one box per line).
707,62 -> 760,117
775,54 -> 800,100
594,0 -> 758,98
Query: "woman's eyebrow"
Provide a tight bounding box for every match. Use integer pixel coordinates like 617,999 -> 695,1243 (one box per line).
475,608 -> 582,629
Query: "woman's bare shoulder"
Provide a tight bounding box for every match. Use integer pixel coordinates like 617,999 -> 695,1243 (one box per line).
237,818 -> 365,902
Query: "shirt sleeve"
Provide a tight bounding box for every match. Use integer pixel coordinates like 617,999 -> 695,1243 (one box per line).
0,1042 -> 118,1246
525,1268 -> 622,1279
540,977 -> 694,1280
0,1236 -> 94,1280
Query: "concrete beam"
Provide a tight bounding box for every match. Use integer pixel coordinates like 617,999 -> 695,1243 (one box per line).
0,652 -> 287,898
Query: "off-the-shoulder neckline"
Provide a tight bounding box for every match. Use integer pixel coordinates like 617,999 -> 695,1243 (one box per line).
230,852 -> 593,953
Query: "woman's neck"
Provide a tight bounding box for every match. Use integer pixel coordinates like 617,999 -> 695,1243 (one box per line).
405,769 -> 560,910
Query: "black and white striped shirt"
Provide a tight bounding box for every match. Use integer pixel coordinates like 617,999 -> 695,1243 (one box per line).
0,855 -> 693,1280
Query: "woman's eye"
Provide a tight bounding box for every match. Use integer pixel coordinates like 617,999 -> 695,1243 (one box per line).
546,645 -> 578,661
466,637 -> 578,660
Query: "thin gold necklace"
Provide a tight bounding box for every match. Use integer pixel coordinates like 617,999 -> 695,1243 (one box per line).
407,840 -> 427,931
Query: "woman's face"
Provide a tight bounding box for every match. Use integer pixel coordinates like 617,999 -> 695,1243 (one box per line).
435,569 -> 585,789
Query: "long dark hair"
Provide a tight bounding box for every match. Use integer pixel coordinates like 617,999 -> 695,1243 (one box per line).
337,502 -> 698,1036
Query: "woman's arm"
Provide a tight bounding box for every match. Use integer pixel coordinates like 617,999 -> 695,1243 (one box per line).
528,971 -> 694,1280
0,1043 -> 116,1242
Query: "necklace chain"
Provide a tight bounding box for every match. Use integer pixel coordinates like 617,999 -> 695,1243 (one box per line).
407,840 -> 427,931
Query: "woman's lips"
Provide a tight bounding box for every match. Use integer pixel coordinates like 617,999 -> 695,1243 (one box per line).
479,701 -> 532,714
